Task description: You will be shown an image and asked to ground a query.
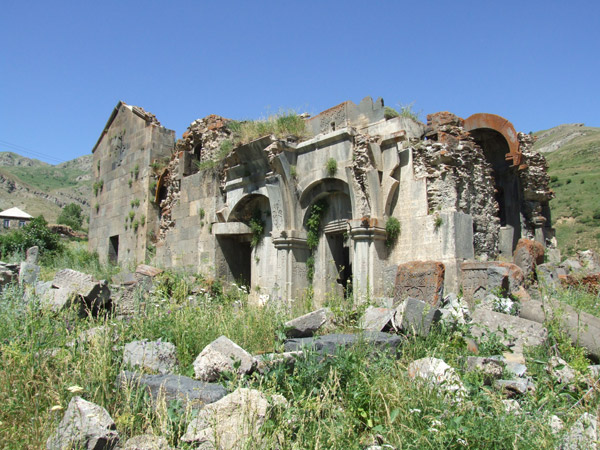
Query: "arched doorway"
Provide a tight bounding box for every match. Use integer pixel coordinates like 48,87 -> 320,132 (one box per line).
465,114 -> 523,254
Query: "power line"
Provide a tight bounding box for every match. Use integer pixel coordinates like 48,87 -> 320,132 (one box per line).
0,139 -> 67,164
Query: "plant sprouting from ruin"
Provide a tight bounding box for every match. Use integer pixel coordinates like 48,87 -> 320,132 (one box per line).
384,106 -> 400,120
385,217 -> 401,248
306,199 -> 328,283
326,158 -> 337,177
249,211 -> 265,248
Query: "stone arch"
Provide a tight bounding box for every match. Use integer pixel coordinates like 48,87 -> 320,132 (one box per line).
464,113 -> 522,166
465,113 -> 523,253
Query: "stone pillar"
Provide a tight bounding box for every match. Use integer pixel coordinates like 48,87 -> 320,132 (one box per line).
272,230 -> 310,305
348,218 -> 386,304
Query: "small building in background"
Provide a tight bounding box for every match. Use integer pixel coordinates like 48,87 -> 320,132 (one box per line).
0,207 -> 33,232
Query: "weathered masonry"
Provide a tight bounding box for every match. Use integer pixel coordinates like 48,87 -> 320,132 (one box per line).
89,98 -> 554,305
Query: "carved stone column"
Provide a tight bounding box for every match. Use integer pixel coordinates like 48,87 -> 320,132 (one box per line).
348,218 -> 386,304
272,230 -> 310,305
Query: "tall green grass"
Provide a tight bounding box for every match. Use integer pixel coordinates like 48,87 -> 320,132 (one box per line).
0,254 -> 598,448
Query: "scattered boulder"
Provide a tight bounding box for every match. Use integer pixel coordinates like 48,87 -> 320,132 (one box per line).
519,296 -> 600,360
25,245 -> 39,264
193,336 -> 254,382
123,339 -> 178,374
46,396 -> 119,450
45,269 -> 111,315
470,309 -> 547,354
284,308 -> 332,338
393,261 -> 445,306
123,434 -> 171,450
284,332 -> 403,355
494,378 -> 535,396
464,356 -> 504,384
461,262 -> 524,307
394,297 -> 441,336
502,399 -> 522,415
576,249 -> 600,273
19,261 -> 40,286
513,238 -> 545,284
480,293 -> 518,315
549,415 -> 565,435
560,412 -> 598,450
359,306 -> 393,332
117,371 -> 226,410
254,351 -> 304,374
41,286 -> 77,312
407,357 -> 466,401
546,356 -> 577,385
438,293 -> 470,325
181,388 -> 287,449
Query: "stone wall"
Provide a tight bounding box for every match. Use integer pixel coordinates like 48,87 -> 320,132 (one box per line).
89,98 -> 554,305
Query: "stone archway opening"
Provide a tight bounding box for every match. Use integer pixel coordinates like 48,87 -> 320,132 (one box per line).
469,127 -> 522,254
304,190 -> 353,300
216,194 -> 273,293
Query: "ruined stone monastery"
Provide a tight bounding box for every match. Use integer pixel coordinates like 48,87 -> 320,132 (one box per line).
89,97 -> 554,304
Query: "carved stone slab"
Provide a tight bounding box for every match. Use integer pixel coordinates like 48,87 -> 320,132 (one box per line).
393,261 -> 445,307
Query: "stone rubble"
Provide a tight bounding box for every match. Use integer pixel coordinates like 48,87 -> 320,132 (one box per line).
46,396 -> 119,450
283,307 -> 332,338
193,336 -> 255,382
123,339 -> 178,375
407,357 -> 467,402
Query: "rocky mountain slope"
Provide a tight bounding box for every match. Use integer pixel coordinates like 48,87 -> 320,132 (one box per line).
0,152 -> 92,224
533,124 -> 600,256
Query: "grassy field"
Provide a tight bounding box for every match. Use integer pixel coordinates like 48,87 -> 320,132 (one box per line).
0,243 -> 598,449
534,125 -> 600,256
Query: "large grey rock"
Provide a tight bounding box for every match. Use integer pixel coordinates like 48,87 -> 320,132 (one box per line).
536,263 -> 558,287
117,371 -> 226,410
470,309 -> 547,354
181,388 -> 287,449
193,336 -> 254,382
439,293 -> 470,325
49,269 -> 111,315
395,297 -> 441,336
26,245 -> 39,264
41,286 -> 77,312
407,357 -> 466,401
577,249 -> 600,273
560,412 -> 598,450
46,396 -> 119,450
494,378 -> 535,396
560,259 -> 582,274
254,351 -> 304,374
123,434 -> 171,450
519,297 -> 600,360
284,332 -> 403,355
123,339 -> 178,374
546,356 -> 577,384
284,308 -> 331,338
359,306 -> 393,331
19,261 -> 40,285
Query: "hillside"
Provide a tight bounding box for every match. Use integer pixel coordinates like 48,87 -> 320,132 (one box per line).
533,124 -> 600,256
0,152 -> 92,224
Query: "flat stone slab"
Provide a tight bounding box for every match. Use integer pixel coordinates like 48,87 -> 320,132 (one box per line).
394,261 -> 445,306
461,261 -> 524,307
396,297 -> 442,336
359,306 -> 393,332
117,371 -> 226,410
284,332 -> 403,355
471,308 -> 547,353
123,339 -> 178,374
284,308 -> 331,338
136,264 -> 164,278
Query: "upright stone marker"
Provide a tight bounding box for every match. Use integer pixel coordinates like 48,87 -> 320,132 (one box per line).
394,261 -> 445,307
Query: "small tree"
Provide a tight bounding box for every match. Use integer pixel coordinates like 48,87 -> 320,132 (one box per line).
57,203 -> 84,230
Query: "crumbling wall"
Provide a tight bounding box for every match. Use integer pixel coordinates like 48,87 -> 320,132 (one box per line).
517,132 -> 555,241
412,113 -> 500,258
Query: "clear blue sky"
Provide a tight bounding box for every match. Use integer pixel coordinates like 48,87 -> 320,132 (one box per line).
1,0 -> 598,164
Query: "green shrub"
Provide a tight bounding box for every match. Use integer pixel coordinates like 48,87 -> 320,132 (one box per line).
249,212 -> 265,248
384,106 -> 399,120
306,200 -> 328,251
325,158 -> 337,177
0,216 -> 63,259
385,217 -> 401,248
57,203 -> 84,231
